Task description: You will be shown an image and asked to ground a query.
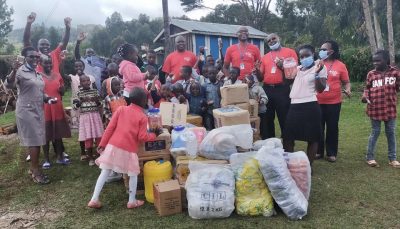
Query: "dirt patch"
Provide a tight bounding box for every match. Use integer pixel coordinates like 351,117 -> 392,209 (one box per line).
0,133 -> 18,142
0,208 -> 61,228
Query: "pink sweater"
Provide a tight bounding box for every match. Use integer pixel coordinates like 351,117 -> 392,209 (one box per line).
119,60 -> 145,95
99,104 -> 156,152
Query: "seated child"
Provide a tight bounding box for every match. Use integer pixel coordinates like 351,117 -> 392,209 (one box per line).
188,81 -> 207,116
223,67 -> 242,86
88,87 -> 161,209
204,65 -> 223,130
171,83 -> 189,113
245,75 -> 269,139
145,65 -> 162,92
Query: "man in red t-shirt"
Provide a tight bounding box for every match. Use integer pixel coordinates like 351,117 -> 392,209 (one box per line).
223,26 -> 261,80
162,35 -> 197,83
23,12 -> 71,75
255,33 -> 297,139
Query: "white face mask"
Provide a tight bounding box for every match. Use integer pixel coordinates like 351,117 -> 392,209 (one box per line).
269,41 -> 281,50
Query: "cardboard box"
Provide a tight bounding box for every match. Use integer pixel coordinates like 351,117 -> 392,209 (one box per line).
153,180 -> 182,216
137,129 -> 171,157
250,116 -> 261,135
220,84 -> 249,106
249,99 -> 259,117
160,102 -> 187,126
180,184 -> 187,209
175,156 -> 229,185
213,106 -> 250,128
232,102 -> 249,112
187,114 -> 203,127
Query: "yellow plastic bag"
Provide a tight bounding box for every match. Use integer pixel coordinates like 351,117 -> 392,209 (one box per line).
231,153 -> 274,217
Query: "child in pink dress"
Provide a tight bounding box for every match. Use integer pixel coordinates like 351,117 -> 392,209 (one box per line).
73,74 -> 104,166
88,87 -> 161,209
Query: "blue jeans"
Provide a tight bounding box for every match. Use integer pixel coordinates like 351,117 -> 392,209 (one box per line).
366,119 -> 397,161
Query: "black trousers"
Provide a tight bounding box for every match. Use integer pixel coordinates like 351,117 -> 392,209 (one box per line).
318,103 -> 342,157
263,84 -> 291,138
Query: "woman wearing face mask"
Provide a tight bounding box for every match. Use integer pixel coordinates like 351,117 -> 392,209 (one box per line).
5,47 -> 57,184
282,45 -> 327,166
316,40 -> 351,162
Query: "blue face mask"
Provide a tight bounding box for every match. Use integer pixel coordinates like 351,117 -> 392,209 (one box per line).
269,41 -> 280,50
300,56 -> 314,68
319,50 -> 329,60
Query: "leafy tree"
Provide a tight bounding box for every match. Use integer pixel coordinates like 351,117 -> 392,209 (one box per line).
105,12 -> 126,39
30,23 -> 46,48
47,26 -> 61,50
0,0 -> 14,49
90,26 -> 111,56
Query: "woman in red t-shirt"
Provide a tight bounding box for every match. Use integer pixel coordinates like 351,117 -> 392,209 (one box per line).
316,40 -> 351,162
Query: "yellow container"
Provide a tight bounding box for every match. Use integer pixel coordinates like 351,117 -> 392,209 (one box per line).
144,160 -> 173,203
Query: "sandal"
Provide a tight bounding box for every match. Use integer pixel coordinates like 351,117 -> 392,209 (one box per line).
127,200 -> 144,209
88,200 -> 102,209
56,158 -> 70,165
388,160 -> 400,168
30,172 -> 50,185
366,160 -> 379,167
42,161 -> 51,169
80,155 -> 89,161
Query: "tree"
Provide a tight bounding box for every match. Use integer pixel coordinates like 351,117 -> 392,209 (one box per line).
0,0 -> 14,49
105,12 -> 126,39
30,23 -> 46,48
361,0 -> 378,54
47,26 -> 61,50
387,0 -> 395,65
372,0 -> 383,49
180,0 -> 272,29
90,26 -> 111,56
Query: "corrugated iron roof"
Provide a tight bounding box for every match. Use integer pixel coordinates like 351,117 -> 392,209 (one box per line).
154,19 -> 268,42
171,19 -> 268,38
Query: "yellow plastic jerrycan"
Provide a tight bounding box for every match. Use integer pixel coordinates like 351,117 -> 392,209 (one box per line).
143,160 -> 173,203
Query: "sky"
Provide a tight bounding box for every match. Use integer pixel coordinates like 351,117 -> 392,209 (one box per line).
6,0 -> 239,29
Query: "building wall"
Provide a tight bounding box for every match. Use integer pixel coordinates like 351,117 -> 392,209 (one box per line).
192,34 -> 265,58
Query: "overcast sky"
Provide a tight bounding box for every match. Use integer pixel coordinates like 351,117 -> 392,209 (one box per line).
6,0 -> 242,29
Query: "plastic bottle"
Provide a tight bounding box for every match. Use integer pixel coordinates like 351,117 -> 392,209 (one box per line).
147,108 -> 162,132
143,160 -> 173,203
283,57 -> 298,79
184,130 -> 198,159
171,125 -> 186,152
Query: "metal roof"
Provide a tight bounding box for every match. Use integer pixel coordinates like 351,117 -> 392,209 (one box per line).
154,19 -> 268,43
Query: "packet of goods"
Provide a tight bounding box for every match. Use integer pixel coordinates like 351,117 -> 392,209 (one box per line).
256,147 -> 308,220
283,57 -> 298,79
253,138 -> 283,151
230,152 -> 274,217
199,124 -> 253,160
287,151 -> 311,200
186,162 -> 235,219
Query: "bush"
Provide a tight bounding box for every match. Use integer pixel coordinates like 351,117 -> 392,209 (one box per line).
341,47 -> 373,82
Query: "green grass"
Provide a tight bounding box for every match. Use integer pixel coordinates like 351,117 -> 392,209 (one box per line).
1,87 -> 400,228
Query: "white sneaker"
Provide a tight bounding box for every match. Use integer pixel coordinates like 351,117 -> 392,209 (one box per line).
106,171 -> 123,183
26,154 -> 31,162
63,152 -> 70,158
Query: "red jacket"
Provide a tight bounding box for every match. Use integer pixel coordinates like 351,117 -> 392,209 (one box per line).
99,104 -> 156,152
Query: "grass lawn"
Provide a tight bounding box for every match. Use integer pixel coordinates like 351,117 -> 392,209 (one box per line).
1,86 -> 400,228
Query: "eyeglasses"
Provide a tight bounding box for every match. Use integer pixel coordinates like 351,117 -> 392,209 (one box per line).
27,55 -> 40,59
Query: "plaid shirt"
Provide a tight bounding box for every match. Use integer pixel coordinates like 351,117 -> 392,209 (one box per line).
363,66 -> 400,121
103,91 -> 126,120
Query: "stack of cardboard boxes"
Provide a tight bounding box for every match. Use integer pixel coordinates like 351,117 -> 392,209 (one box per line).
215,84 -> 260,139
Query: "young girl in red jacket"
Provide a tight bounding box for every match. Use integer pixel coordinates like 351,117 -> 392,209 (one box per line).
88,87 -> 162,209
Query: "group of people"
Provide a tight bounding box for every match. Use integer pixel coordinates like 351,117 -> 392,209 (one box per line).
4,12 -> 400,208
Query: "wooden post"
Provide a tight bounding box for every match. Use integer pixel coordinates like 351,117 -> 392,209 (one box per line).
162,0 -> 171,55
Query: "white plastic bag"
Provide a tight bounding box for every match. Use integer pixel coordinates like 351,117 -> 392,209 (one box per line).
253,138 -> 283,151
287,151 -> 311,200
199,124 -> 253,160
256,147 -> 308,220
186,162 -> 235,219
230,152 -> 274,217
